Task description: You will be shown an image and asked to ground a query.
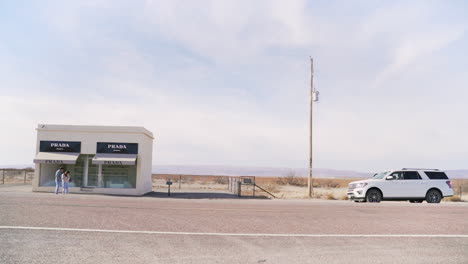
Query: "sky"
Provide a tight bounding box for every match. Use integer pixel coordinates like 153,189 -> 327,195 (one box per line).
0,0 -> 467,172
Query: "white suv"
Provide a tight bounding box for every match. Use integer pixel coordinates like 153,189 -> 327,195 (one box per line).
347,169 -> 454,203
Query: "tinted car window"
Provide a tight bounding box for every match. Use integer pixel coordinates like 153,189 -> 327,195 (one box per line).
390,171 -> 404,180
403,171 -> 421,180
425,171 -> 448,180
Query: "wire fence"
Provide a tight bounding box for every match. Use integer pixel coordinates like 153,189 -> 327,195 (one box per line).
152,174 -> 229,191
152,174 -> 262,197
0,169 -> 34,184
228,176 -> 257,197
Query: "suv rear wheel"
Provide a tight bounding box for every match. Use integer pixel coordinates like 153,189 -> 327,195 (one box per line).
426,189 -> 442,203
366,189 -> 382,203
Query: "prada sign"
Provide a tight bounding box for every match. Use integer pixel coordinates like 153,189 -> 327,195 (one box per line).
45,160 -> 65,164
96,142 -> 138,154
104,161 -> 123,165
39,141 -> 81,153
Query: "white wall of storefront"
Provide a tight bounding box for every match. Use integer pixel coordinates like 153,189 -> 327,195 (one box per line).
32,124 -> 154,196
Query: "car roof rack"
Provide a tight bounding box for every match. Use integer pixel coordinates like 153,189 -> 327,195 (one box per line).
401,168 -> 439,171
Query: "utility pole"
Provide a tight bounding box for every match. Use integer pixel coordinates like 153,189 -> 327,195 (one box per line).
308,57 -> 314,198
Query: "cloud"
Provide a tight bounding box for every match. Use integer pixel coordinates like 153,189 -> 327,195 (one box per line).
141,0 -> 313,63
1,0 -> 467,171
374,26 -> 466,86
358,1 -> 468,86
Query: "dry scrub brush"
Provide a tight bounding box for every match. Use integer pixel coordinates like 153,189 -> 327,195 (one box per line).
339,194 -> 349,200
447,195 -> 463,202
276,170 -> 307,186
267,184 -> 280,193
213,176 -> 228,185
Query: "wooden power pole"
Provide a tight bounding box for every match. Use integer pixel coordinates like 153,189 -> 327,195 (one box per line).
308,57 -> 314,198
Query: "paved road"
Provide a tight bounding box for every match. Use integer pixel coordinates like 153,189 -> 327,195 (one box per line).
0,185 -> 467,263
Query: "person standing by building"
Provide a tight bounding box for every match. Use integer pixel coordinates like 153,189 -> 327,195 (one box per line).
62,170 -> 70,194
55,167 -> 65,194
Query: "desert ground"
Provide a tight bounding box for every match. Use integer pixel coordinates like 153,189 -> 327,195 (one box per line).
153,174 -> 468,201
1,169 -> 467,201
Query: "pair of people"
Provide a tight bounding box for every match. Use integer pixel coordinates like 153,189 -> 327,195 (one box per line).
54,167 -> 71,194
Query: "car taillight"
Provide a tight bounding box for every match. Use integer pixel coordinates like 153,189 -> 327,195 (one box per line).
446,181 -> 452,189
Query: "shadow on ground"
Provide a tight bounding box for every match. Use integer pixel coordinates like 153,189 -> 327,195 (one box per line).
0,183 -> 31,188
144,191 -> 270,199
0,184 -> 271,199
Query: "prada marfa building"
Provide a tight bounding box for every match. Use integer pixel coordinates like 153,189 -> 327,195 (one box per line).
32,124 -> 154,195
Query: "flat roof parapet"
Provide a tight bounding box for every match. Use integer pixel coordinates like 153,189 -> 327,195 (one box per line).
36,124 -> 154,139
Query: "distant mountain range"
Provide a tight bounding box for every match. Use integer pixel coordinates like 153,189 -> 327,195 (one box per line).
153,165 -> 468,179
2,164 -> 467,179
444,170 -> 468,179
153,165 -> 373,178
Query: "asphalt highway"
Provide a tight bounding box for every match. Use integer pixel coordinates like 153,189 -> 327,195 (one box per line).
0,185 -> 467,263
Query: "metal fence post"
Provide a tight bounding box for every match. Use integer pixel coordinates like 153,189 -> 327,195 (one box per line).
2,169 -> 4,184
24,170 -> 27,184
253,176 -> 256,198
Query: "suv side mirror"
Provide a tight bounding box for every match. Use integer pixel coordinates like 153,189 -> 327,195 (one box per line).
385,175 -> 395,180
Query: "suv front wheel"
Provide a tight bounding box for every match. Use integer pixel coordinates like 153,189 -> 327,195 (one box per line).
366,189 -> 382,203
426,189 -> 442,203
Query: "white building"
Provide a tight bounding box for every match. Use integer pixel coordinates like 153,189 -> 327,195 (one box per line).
32,124 -> 154,195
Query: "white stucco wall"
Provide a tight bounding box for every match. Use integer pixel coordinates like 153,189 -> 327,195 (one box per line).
33,124 -> 154,196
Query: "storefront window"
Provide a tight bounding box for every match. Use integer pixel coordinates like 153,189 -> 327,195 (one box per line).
39,164 -> 60,186
102,164 -> 136,188
87,157 -> 98,187
67,155 -> 86,187
39,155 -> 137,189
39,155 -> 87,187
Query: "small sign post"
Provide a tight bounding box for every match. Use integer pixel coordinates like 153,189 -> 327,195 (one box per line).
166,181 -> 173,196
